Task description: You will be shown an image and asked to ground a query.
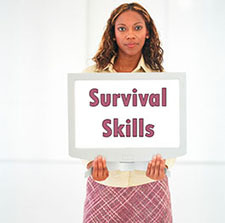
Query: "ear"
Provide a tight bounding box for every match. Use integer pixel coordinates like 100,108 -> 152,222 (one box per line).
146,31 -> 149,39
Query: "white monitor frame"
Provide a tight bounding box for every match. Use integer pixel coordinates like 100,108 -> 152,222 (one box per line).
68,72 -> 186,162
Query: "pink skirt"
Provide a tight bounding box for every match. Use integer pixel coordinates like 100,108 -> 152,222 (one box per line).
83,176 -> 172,223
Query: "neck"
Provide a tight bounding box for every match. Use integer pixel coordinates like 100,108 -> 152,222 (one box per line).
113,52 -> 141,72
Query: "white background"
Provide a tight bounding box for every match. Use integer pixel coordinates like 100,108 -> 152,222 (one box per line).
0,0 -> 225,222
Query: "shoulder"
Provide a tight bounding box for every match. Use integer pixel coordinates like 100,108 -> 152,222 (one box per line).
82,64 -> 97,73
144,65 -> 154,73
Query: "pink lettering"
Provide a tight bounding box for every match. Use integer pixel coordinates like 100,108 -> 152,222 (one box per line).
89,88 -> 99,106
145,124 -> 155,137
162,88 -> 167,106
102,119 -> 112,137
114,118 -> 125,137
149,94 -> 160,106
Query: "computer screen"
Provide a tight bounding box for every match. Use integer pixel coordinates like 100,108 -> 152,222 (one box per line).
68,73 -> 186,162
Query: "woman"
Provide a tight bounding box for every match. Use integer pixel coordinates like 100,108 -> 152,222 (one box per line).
83,3 -> 175,222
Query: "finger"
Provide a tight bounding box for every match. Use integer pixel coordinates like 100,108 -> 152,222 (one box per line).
104,168 -> 109,180
102,157 -> 107,179
146,162 -> 151,177
103,167 -> 109,180
92,158 -> 98,180
97,156 -> 103,179
160,160 -> 165,178
87,161 -> 93,169
103,157 -> 106,169
154,156 -> 161,178
150,156 -> 156,177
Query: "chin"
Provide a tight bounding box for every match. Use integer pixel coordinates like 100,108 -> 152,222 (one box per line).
123,50 -> 142,57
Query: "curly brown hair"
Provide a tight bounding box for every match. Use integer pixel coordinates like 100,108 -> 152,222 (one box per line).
93,2 -> 164,72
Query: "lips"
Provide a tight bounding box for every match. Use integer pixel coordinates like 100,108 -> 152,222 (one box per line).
125,43 -> 137,48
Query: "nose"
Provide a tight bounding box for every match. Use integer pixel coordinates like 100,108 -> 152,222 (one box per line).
126,30 -> 136,39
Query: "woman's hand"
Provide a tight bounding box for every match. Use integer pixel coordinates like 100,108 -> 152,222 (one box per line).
87,155 -> 109,181
146,154 -> 167,180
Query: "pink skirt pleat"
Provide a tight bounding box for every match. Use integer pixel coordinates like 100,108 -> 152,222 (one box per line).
83,176 -> 172,223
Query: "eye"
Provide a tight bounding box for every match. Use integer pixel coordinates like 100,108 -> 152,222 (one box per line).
135,25 -> 143,30
135,26 -> 142,30
118,27 -> 126,32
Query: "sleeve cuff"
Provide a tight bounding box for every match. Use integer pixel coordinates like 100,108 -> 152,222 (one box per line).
165,158 -> 176,169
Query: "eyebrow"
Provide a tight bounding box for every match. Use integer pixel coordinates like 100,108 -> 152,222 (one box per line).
116,22 -> 143,26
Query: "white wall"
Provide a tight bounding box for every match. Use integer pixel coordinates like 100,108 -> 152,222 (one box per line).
0,0 -> 88,222
166,0 -> 225,162
0,0 -> 225,222
0,0 -> 87,160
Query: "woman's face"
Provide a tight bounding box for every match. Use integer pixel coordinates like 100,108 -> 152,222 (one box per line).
114,10 -> 149,57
